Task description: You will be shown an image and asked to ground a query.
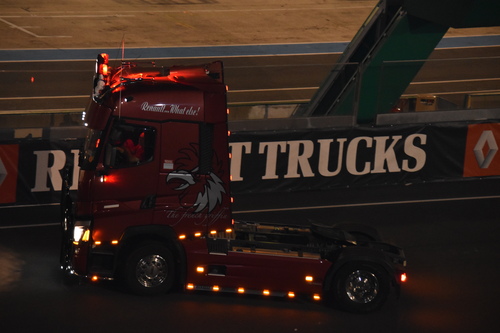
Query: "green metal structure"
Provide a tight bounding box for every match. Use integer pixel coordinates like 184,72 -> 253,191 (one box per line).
300,0 -> 500,123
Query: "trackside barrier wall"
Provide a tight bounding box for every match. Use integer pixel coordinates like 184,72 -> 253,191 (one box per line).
1,118 -> 500,206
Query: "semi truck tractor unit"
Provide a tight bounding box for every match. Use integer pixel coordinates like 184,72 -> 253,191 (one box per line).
60,54 -> 406,313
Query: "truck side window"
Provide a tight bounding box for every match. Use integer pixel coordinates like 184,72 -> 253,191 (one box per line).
198,123 -> 213,174
105,123 -> 155,168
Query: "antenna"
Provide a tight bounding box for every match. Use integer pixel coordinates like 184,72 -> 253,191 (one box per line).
121,35 -> 125,63
118,35 -> 125,119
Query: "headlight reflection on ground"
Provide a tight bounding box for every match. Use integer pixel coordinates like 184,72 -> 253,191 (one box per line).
0,246 -> 24,292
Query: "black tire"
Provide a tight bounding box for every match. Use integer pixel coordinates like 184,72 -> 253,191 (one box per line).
122,242 -> 175,295
330,262 -> 390,313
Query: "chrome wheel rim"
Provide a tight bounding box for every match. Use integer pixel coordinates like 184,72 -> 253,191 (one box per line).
345,269 -> 379,304
136,254 -> 168,288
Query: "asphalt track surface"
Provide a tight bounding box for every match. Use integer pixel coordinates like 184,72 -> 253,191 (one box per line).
1,34 -> 500,62
0,180 -> 499,333
1,45 -> 499,117
1,1 -> 500,332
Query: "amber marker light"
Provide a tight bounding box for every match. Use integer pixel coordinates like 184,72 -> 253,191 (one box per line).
213,286 -> 220,292
305,275 -> 314,282
225,228 -> 232,233
263,289 -> 270,296
313,294 -> 321,301
237,287 -> 245,294
186,283 -> 194,290
401,273 -> 407,283
91,276 -> 99,282
194,232 -> 202,237
179,235 -> 186,240
196,266 -> 205,273
111,240 -> 119,245
82,230 -> 90,242
288,292 -> 295,298
94,241 -> 102,246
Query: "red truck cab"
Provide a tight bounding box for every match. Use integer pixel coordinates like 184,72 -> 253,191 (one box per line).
61,54 -> 406,313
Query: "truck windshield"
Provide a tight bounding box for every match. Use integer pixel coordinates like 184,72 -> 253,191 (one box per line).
80,128 -> 103,170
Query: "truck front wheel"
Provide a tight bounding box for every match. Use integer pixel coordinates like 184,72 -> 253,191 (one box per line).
330,262 -> 390,313
122,242 -> 175,295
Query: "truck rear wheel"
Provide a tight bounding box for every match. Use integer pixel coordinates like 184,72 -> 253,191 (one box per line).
122,242 -> 175,295
331,262 -> 390,313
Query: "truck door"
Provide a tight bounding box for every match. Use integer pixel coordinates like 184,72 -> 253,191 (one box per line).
154,121 -> 212,235
93,119 -> 159,238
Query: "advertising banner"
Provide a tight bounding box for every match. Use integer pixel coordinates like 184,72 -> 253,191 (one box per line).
0,138 -> 82,206
1,121 -> 499,206
229,123 -> 471,194
0,144 -> 19,204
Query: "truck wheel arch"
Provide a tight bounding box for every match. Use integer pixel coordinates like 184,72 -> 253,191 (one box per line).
327,246 -> 395,280
325,260 -> 392,313
323,247 -> 396,307
121,241 -> 175,295
116,225 -> 187,288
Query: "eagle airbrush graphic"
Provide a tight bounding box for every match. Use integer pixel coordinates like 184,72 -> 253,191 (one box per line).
166,143 -> 226,213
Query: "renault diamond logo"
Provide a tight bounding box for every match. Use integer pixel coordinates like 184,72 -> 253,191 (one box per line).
473,130 -> 498,169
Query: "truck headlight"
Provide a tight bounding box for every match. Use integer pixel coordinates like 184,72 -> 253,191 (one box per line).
73,220 -> 91,244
